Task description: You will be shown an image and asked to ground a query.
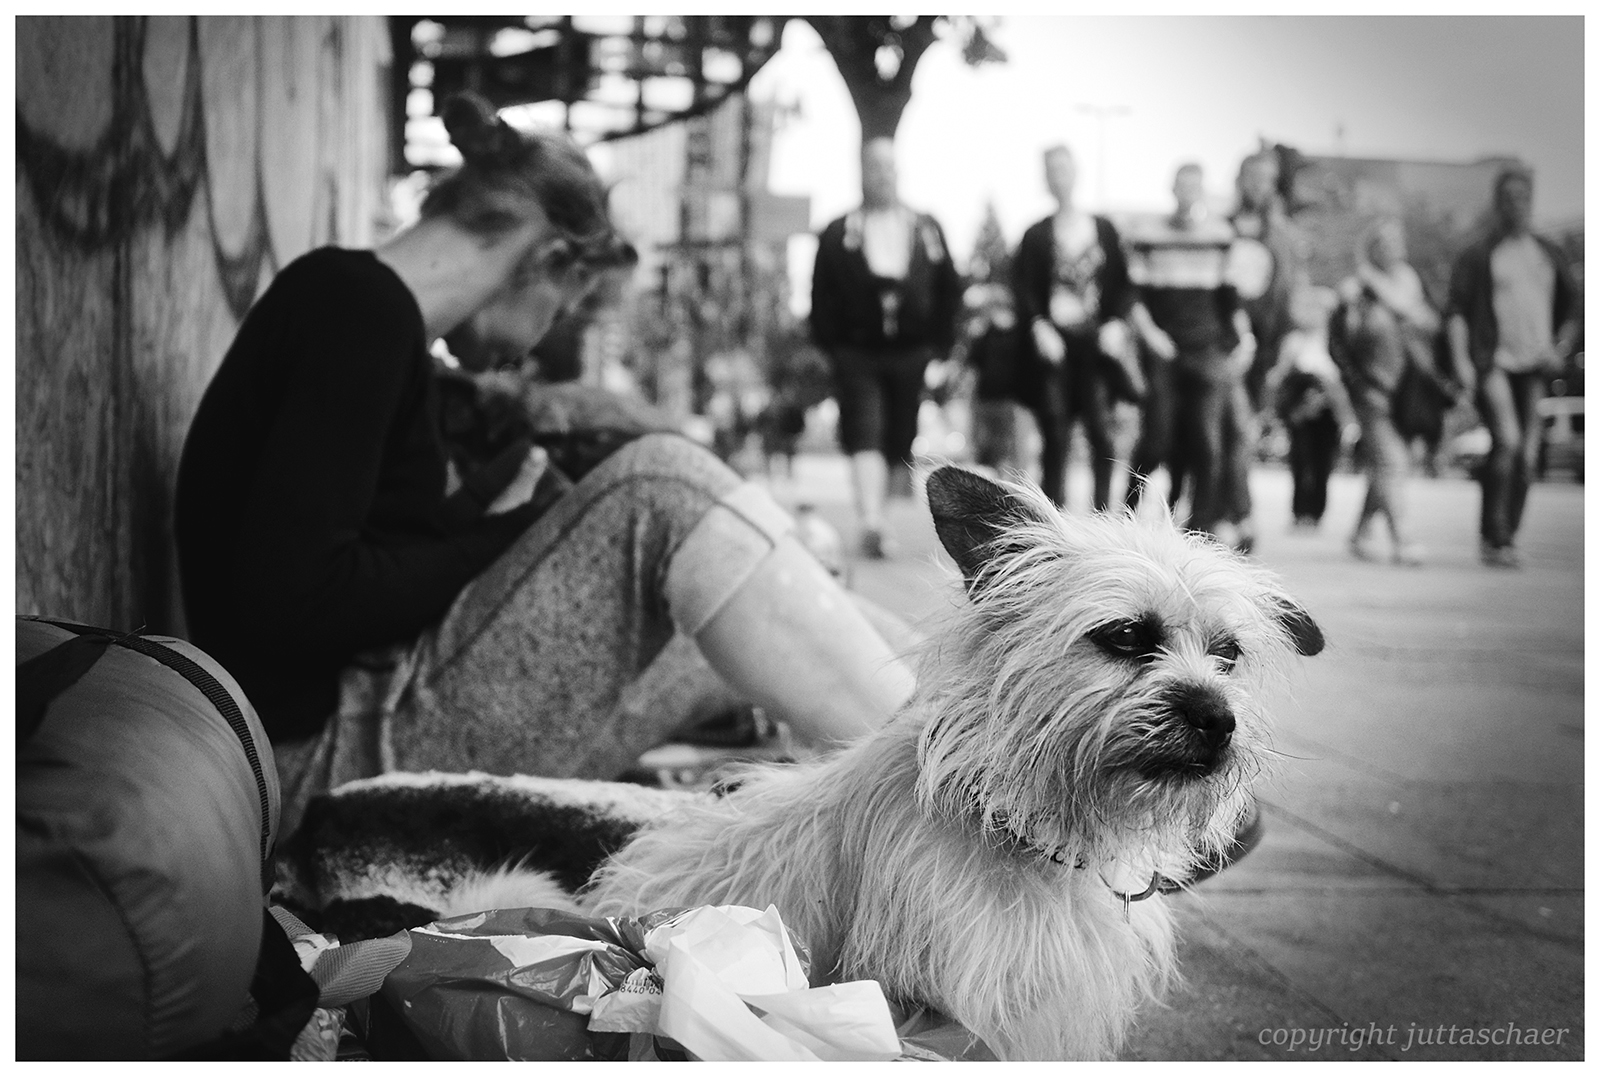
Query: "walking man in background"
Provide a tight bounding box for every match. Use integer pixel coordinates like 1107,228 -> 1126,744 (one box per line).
1446,166 -> 1579,568
810,136 -> 962,558
1011,143 -> 1140,511
1124,162 -> 1255,542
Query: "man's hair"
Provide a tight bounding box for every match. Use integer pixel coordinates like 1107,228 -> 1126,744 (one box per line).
1493,164 -> 1534,204
1362,216 -> 1404,262
421,93 -> 635,269
1175,162 -> 1203,179
1043,143 -> 1074,162
1239,150 -> 1278,178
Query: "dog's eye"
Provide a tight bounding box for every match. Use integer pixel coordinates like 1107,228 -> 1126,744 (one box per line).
1090,620 -> 1155,659
1210,639 -> 1242,672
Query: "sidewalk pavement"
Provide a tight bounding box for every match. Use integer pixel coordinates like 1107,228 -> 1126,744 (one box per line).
755,453 -> 1584,1062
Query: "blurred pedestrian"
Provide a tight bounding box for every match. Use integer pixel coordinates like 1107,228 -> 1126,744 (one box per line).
1123,162 -> 1255,542
1333,218 -> 1438,565
1265,286 -> 1357,529
1011,144 -> 1141,510
810,136 -> 962,558
963,284 -> 1026,474
1228,149 -> 1307,412
757,334 -> 832,482
1445,166 -> 1580,568
1219,149 -> 1310,551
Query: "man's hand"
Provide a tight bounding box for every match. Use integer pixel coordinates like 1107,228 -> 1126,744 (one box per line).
1032,318 -> 1067,365
1226,330 -> 1257,377
1143,327 -> 1178,362
1097,319 -> 1134,362
486,445 -> 550,516
520,382 -> 677,438
1128,302 -> 1177,362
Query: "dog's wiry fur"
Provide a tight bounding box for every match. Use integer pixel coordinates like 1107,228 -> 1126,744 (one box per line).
584,466 -> 1322,1060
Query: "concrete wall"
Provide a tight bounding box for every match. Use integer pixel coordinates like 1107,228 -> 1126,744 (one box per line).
16,16 -> 392,632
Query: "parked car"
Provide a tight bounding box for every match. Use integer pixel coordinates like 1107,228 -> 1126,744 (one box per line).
1537,394 -> 1584,482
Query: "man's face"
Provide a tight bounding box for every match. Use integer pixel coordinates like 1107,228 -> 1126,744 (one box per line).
1044,150 -> 1077,204
1173,167 -> 1205,214
861,138 -> 899,207
1369,221 -> 1406,270
1497,176 -> 1534,233
446,246 -> 600,373
1238,157 -> 1278,210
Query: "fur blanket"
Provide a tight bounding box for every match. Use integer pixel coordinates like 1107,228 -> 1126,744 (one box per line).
274,771 -> 697,942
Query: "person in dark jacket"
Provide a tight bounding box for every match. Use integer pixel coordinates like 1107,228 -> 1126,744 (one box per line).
176,94 -> 916,836
1011,144 -> 1141,511
810,136 -> 962,558
1445,166 -> 1580,567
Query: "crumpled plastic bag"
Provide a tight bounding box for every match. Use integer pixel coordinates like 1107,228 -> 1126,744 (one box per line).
373,903 -> 903,1061
640,904 -> 901,1062
270,906 -> 414,1061
893,1004 -> 998,1062
375,906 -> 672,1060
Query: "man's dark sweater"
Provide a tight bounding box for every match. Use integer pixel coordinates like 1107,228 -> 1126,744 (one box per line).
175,248 -> 539,742
1123,213 -> 1241,379
809,209 -> 962,354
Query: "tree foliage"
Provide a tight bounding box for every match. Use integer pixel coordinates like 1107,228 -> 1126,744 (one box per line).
967,201 -> 1011,285
802,16 -> 1005,143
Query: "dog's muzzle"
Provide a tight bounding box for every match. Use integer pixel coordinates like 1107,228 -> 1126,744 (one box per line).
1137,683 -> 1236,779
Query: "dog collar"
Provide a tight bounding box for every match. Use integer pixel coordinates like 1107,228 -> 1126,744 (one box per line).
1106,874 -> 1163,904
986,814 -> 1083,868
982,808 -> 1178,902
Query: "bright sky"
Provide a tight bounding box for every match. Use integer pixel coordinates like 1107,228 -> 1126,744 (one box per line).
752,14 -> 1586,281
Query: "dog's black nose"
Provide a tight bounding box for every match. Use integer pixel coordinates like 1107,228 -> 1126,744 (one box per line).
1170,685 -> 1235,748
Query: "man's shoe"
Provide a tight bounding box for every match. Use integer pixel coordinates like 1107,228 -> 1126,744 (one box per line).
1393,542 -> 1427,567
1349,533 -> 1380,561
1233,524 -> 1256,556
859,527 -> 897,560
1481,542 -> 1521,569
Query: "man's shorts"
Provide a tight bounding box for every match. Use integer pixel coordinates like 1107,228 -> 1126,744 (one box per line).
829,345 -> 932,459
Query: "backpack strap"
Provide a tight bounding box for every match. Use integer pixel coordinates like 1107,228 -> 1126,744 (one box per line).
16,617 -> 276,893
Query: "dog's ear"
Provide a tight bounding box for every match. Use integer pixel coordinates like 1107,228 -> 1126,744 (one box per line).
925,466 -> 1053,593
1270,597 -> 1325,656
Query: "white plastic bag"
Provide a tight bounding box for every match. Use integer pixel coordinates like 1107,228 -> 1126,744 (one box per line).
639,905 -> 901,1062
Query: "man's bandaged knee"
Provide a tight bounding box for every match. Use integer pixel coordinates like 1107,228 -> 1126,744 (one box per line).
664,483 -> 795,636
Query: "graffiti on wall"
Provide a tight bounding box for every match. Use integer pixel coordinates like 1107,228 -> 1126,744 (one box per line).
15,15 -> 391,631
17,15 -> 388,320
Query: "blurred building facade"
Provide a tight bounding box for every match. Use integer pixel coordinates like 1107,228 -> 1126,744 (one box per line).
1287,153 -> 1523,304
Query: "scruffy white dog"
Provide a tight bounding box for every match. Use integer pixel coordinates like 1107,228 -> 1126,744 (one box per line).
290,466 -> 1323,1060
582,466 -> 1324,1059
